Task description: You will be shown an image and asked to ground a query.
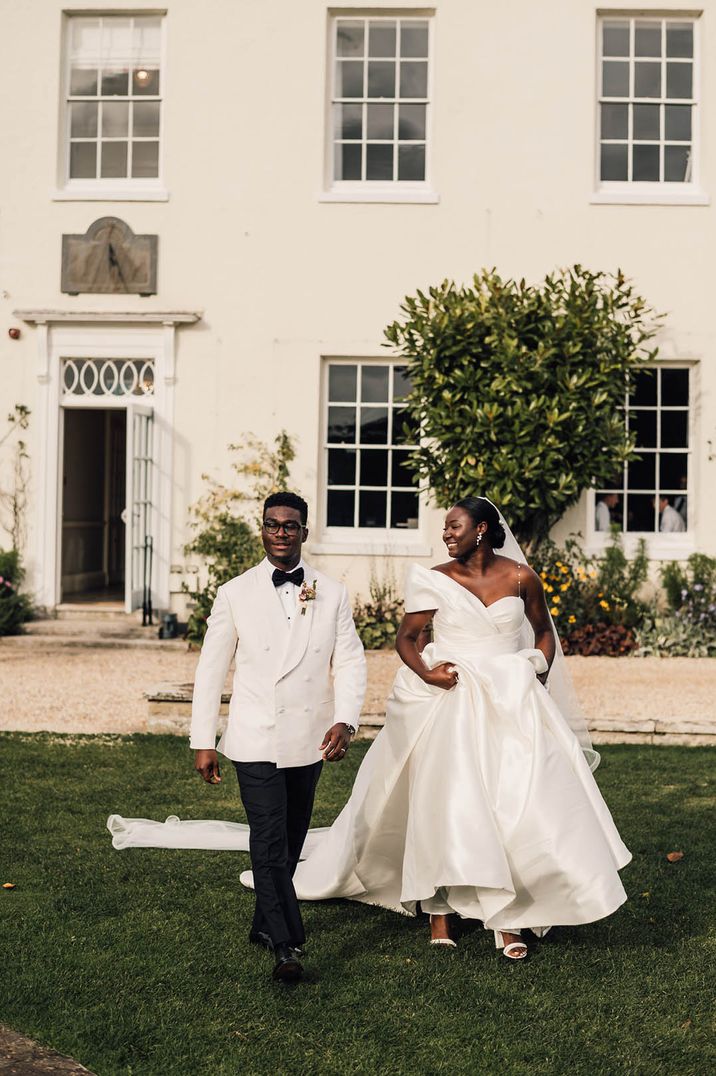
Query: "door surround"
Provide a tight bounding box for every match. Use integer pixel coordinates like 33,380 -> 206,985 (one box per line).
15,310 -> 201,612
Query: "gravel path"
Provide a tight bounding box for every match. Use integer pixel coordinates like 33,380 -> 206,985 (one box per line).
1,640 -> 715,735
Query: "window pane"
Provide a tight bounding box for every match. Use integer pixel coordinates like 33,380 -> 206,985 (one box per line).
70,101 -> 98,137
632,144 -> 660,181
633,104 -> 660,141
101,68 -> 129,96
634,63 -> 661,98
661,367 -> 689,406
360,407 -> 389,443
367,61 -> 395,98
601,103 -> 628,139
133,101 -> 160,137
131,141 -> 159,177
401,21 -> 429,58
595,493 -> 623,531
101,17 -> 132,61
101,141 -> 128,177
133,68 -> 160,95
69,142 -> 97,178
631,410 -> 657,447
360,449 -> 389,486
359,490 -> 387,527
368,21 -> 396,58
336,60 -> 364,97
660,411 -> 689,448
665,104 -> 691,141
664,145 -> 690,182
398,144 -> 425,180
667,63 -> 692,99
666,23 -> 693,59
400,61 -> 428,98
335,143 -> 362,180
367,103 -> 394,139
334,103 -> 362,139
602,20 -> 629,57
328,406 -> 357,443
327,490 -> 355,526
392,449 -> 414,486
630,369 -> 657,405
601,143 -> 628,181
627,454 -> 656,489
337,21 -> 364,57
634,22 -> 661,57
391,491 -> 420,529
602,61 -> 629,97
366,143 -> 393,180
70,67 -> 98,95
102,101 -> 128,137
399,103 -> 426,140
329,364 -> 357,402
361,365 -> 389,402
328,448 -> 356,485
659,453 -> 688,489
393,366 -> 411,400
626,494 -> 657,531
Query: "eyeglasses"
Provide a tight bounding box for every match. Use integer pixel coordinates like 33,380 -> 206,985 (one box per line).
263,519 -> 303,535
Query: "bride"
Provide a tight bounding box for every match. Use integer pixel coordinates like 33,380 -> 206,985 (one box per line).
284,497 -> 631,958
108,497 -> 631,961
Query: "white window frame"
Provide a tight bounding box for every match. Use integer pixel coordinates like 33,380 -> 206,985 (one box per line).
54,11 -> 169,202
592,12 -> 708,207
320,11 -> 438,204
586,361 -> 697,559
311,356 -> 431,555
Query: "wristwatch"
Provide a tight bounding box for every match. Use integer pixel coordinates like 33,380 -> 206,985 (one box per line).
344,724 -> 356,737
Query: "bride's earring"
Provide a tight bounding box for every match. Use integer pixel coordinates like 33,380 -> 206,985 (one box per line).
475,532 -> 483,548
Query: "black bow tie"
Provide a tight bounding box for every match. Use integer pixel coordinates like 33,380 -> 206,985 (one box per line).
272,567 -> 304,588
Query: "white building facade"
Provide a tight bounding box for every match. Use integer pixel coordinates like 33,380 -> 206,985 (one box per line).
1,1 -> 713,613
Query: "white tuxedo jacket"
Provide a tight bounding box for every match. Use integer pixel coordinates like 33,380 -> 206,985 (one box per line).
189,559 -> 367,768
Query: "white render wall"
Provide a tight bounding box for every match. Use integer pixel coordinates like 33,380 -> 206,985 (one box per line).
1,0 -> 714,608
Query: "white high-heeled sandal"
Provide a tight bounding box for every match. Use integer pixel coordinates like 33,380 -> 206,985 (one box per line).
494,930 -> 527,960
429,914 -> 457,948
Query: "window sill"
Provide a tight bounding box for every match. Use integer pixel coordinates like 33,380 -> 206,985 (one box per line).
308,539 -> 433,557
590,188 -> 709,207
53,185 -> 170,203
319,187 -> 439,205
585,533 -> 694,560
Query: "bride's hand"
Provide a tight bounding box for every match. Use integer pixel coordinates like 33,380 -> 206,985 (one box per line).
424,662 -> 459,690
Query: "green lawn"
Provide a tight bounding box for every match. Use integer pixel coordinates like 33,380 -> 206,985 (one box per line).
1,734 -> 714,1076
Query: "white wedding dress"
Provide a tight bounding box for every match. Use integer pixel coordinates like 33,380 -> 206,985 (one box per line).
109,562 -> 631,934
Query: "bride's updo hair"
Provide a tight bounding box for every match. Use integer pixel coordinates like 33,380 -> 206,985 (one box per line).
454,496 -> 506,549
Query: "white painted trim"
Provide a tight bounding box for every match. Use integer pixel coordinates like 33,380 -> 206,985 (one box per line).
52,186 -> 170,202
319,187 -> 439,203
590,189 -> 709,206
14,310 -> 201,324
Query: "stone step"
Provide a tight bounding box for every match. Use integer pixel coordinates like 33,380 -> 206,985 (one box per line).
55,603 -> 135,621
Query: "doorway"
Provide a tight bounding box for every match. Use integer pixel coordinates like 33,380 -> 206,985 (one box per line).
60,408 -> 126,603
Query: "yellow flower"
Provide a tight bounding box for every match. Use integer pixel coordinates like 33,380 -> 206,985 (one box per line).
545,584 -> 554,593
540,571 -> 547,580
552,595 -> 561,603
599,600 -> 610,610
555,561 -> 563,568
560,565 -> 569,574
568,615 -> 576,624
560,582 -> 569,591
550,607 -> 559,616
589,569 -> 597,578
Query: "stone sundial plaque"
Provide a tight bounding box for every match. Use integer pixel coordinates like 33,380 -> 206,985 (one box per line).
61,217 -> 158,296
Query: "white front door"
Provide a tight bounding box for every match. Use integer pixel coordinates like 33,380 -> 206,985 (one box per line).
125,403 -> 155,613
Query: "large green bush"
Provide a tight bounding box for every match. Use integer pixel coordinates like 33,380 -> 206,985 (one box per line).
183,433 -> 295,646
352,572 -> 404,650
636,553 -> 716,657
0,549 -> 33,636
385,266 -> 662,549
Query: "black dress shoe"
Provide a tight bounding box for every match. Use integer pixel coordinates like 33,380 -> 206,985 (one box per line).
272,943 -> 303,983
248,930 -> 274,951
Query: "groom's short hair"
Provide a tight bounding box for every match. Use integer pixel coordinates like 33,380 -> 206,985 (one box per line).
263,491 -> 308,524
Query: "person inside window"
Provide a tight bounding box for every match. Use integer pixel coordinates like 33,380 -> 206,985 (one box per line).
657,495 -> 686,533
595,493 -> 619,531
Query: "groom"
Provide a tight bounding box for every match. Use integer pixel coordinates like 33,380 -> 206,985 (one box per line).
190,491 -> 366,983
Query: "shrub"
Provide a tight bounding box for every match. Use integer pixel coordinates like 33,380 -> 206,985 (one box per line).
561,623 -> 638,657
183,433 -> 296,647
636,553 -> 716,657
0,549 -> 33,636
353,572 -> 404,650
385,266 -> 662,550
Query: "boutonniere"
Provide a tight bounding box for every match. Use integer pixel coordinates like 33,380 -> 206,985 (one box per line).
299,579 -> 317,615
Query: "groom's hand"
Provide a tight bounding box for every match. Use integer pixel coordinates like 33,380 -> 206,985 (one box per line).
320,723 -> 351,762
194,749 -> 221,784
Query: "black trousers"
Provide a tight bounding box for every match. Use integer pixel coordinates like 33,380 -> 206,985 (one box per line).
234,759 -> 323,949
